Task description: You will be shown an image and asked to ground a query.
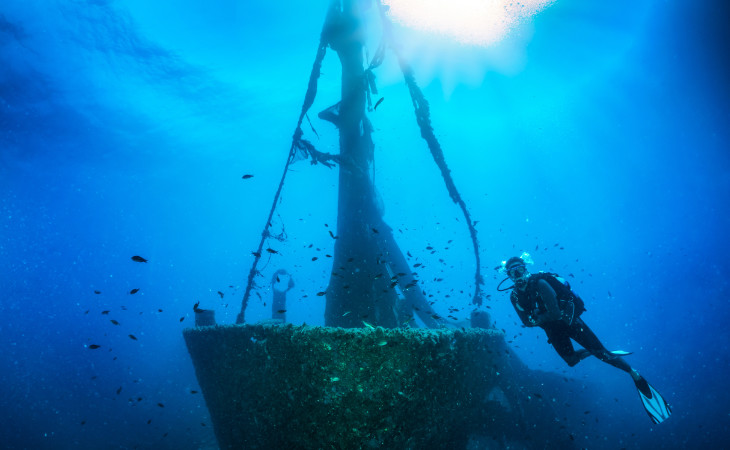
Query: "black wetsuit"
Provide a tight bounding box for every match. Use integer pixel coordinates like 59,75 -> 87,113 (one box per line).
511,273 -> 632,373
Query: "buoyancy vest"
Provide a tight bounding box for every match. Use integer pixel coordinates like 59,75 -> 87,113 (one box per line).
510,272 -> 586,326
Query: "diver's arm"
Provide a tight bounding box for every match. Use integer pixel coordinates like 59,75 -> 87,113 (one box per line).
511,294 -> 537,327
536,279 -> 562,322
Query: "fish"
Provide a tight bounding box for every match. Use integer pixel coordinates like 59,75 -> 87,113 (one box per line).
266,248 -> 278,254
193,302 -> 203,312
117,387 -> 122,395
371,228 -> 379,234
179,317 -> 185,322
373,97 -> 384,111
362,320 -> 375,329
128,334 -> 138,341
342,311 -> 351,317
88,344 -> 101,349
276,309 -> 287,313
130,288 -> 139,295
377,340 -> 388,346
110,320 -> 119,325
251,251 -> 261,257
94,290 -> 101,294
242,174 -> 254,179
328,230 -> 337,239
190,390 -> 198,394
101,310 -> 110,315
316,291 -> 326,296
312,257 -> 318,261
131,256 -> 148,263
217,291 -> 224,298
157,403 -> 164,408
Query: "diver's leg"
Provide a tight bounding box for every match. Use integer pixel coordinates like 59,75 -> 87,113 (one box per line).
569,318 -> 633,374
543,324 -> 590,367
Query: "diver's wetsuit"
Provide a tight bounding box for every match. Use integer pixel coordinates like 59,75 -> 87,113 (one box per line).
541,317 -> 631,372
511,273 -> 632,374
507,267 -> 672,424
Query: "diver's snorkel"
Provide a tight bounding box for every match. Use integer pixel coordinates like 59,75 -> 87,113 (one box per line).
496,252 -> 533,291
512,271 -> 528,290
497,277 -> 514,291
497,269 -> 527,291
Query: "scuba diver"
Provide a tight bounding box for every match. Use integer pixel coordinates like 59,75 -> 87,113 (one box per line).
498,253 -> 672,424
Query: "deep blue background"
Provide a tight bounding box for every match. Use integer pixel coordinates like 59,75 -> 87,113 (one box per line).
1,0 -> 728,448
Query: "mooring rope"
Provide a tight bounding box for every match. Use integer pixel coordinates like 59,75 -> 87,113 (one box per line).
377,4 -> 484,306
236,1 -> 341,324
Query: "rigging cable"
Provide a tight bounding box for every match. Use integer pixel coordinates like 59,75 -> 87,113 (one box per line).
377,2 -> 484,306
236,0 -> 341,324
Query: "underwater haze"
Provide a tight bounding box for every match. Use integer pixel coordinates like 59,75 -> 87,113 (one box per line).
1,0 -> 729,448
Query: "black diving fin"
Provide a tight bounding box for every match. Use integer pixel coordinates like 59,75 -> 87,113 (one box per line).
634,376 -> 672,424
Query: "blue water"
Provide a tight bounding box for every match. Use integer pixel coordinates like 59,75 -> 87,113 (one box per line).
2,0 -> 728,448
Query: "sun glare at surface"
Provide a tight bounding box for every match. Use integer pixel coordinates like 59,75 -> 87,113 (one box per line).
382,0 -> 555,46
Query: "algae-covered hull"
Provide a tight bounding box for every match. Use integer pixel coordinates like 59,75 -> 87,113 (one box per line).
184,324 -> 573,449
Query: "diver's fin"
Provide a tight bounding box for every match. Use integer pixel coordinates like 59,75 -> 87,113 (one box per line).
634,376 -> 672,424
610,350 -> 633,356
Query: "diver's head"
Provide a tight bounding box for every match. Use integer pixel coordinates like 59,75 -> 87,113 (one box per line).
505,256 -> 529,290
